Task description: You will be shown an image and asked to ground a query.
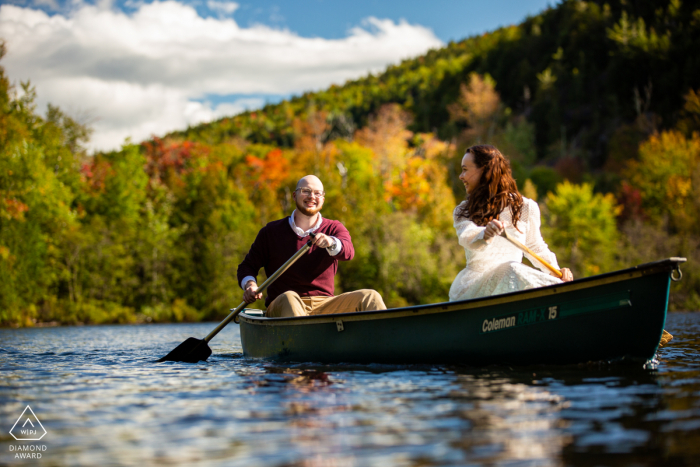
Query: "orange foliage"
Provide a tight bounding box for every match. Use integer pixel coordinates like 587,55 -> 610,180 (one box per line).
81,159 -> 114,194
383,134 -> 455,215
383,158 -> 431,209
142,137 -> 210,183
2,198 -> 29,220
245,148 -> 290,191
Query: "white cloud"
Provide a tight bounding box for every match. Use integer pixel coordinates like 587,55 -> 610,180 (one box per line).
31,0 -> 61,11
207,0 -> 238,17
0,1 -> 443,152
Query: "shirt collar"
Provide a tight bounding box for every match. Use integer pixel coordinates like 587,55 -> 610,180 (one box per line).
289,210 -> 323,237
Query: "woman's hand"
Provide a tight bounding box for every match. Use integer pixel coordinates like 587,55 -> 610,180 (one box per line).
484,219 -> 505,240
560,268 -> 573,282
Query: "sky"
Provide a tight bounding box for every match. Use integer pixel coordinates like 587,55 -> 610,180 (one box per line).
0,0 -> 555,152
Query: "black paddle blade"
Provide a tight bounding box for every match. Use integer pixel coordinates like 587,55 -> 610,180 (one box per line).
158,337 -> 212,363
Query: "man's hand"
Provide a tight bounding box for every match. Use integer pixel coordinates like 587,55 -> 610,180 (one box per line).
310,232 -> 335,249
243,281 -> 263,304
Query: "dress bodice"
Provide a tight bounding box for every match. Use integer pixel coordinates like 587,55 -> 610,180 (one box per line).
449,197 -> 562,301
453,197 -> 559,275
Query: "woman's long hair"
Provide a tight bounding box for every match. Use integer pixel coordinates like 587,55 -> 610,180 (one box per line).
457,144 -> 523,229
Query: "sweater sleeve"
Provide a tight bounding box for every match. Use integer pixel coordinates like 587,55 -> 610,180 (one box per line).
236,226 -> 269,288
329,221 -> 354,261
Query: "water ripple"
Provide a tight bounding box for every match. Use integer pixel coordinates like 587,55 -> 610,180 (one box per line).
0,315 -> 699,466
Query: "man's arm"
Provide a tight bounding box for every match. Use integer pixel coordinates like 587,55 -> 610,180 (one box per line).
237,227 -> 268,303
329,221 -> 354,261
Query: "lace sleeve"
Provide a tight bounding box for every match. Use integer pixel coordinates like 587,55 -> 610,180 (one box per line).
454,204 -> 490,251
523,199 -> 560,272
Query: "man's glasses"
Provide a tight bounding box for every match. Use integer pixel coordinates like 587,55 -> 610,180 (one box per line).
296,188 -> 325,198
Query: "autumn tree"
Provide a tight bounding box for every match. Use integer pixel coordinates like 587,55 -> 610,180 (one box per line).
355,103 -> 413,177
448,73 -> 501,144
625,130 -> 700,234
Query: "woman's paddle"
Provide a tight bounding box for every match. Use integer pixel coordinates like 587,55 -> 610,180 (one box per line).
158,234 -> 316,363
500,230 -> 563,278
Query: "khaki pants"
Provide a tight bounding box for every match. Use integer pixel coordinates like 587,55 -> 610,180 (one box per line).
266,289 -> 386,318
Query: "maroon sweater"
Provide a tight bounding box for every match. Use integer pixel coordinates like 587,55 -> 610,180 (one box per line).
237,217 -> 355,306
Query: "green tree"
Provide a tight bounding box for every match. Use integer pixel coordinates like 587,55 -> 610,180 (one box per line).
542,181 -> 620,277
0,45 -> 81,325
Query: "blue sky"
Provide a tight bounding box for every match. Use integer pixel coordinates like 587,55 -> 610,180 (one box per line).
0,0 -> 555,151
203,0 -> 554,43
19,0 -> 555,42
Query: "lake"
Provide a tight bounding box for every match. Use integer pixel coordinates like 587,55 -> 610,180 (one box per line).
1,312 -> 699,466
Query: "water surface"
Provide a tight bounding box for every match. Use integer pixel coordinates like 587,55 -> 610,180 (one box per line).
1,313 -> 699,466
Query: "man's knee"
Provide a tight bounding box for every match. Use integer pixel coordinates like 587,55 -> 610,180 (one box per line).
358,289 -> 387,311
267,291 -> 304,317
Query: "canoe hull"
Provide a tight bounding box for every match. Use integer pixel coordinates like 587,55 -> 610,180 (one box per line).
239,259 -> 683,365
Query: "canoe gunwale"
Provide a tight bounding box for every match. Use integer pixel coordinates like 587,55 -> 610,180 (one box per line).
238,257 -> 686,327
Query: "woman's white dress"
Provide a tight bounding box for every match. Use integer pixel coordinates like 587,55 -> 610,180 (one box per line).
449,197 -> 562,301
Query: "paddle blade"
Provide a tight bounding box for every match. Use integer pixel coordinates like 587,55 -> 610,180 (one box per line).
158,337 -> 212,363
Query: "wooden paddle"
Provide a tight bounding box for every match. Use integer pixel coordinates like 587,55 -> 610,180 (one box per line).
500,230 -> 563,278
158,233 -> 316,363
659,329 -> 674,347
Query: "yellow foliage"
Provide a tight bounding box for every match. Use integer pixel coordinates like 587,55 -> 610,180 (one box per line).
685,89 -> 700,115
355,103 -> 413,176
522,179 -> 538,201
448,73 -> 500,124
448,73 -> 501,143
666,175 -> 692,206
536,68 -> 557,90
626,130 -> 700,231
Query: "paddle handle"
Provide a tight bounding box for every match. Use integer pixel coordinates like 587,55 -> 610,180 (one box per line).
501,230 -> 563,279
203,236 -> 315,342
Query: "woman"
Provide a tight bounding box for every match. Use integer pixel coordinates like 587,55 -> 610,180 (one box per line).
449,144 -> 573,302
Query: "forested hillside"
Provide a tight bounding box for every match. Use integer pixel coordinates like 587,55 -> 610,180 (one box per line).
2,0 -> 700,327
174,0 -> 699,172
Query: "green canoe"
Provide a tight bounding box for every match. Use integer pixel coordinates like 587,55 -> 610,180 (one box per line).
238,258 -> 686,365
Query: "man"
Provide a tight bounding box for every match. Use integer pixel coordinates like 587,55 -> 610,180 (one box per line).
237,175 -> 387,317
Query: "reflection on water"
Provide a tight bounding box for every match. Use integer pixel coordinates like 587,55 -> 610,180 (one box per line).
0,313 -> 699,466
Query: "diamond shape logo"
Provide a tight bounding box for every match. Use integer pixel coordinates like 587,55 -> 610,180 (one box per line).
9,406 -> 47,441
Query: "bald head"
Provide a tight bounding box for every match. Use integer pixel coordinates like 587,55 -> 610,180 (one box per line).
293,175 -> 325,217
296,175 -> 324,191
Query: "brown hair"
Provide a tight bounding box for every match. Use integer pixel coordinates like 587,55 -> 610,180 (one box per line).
457,144 -> 524,229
